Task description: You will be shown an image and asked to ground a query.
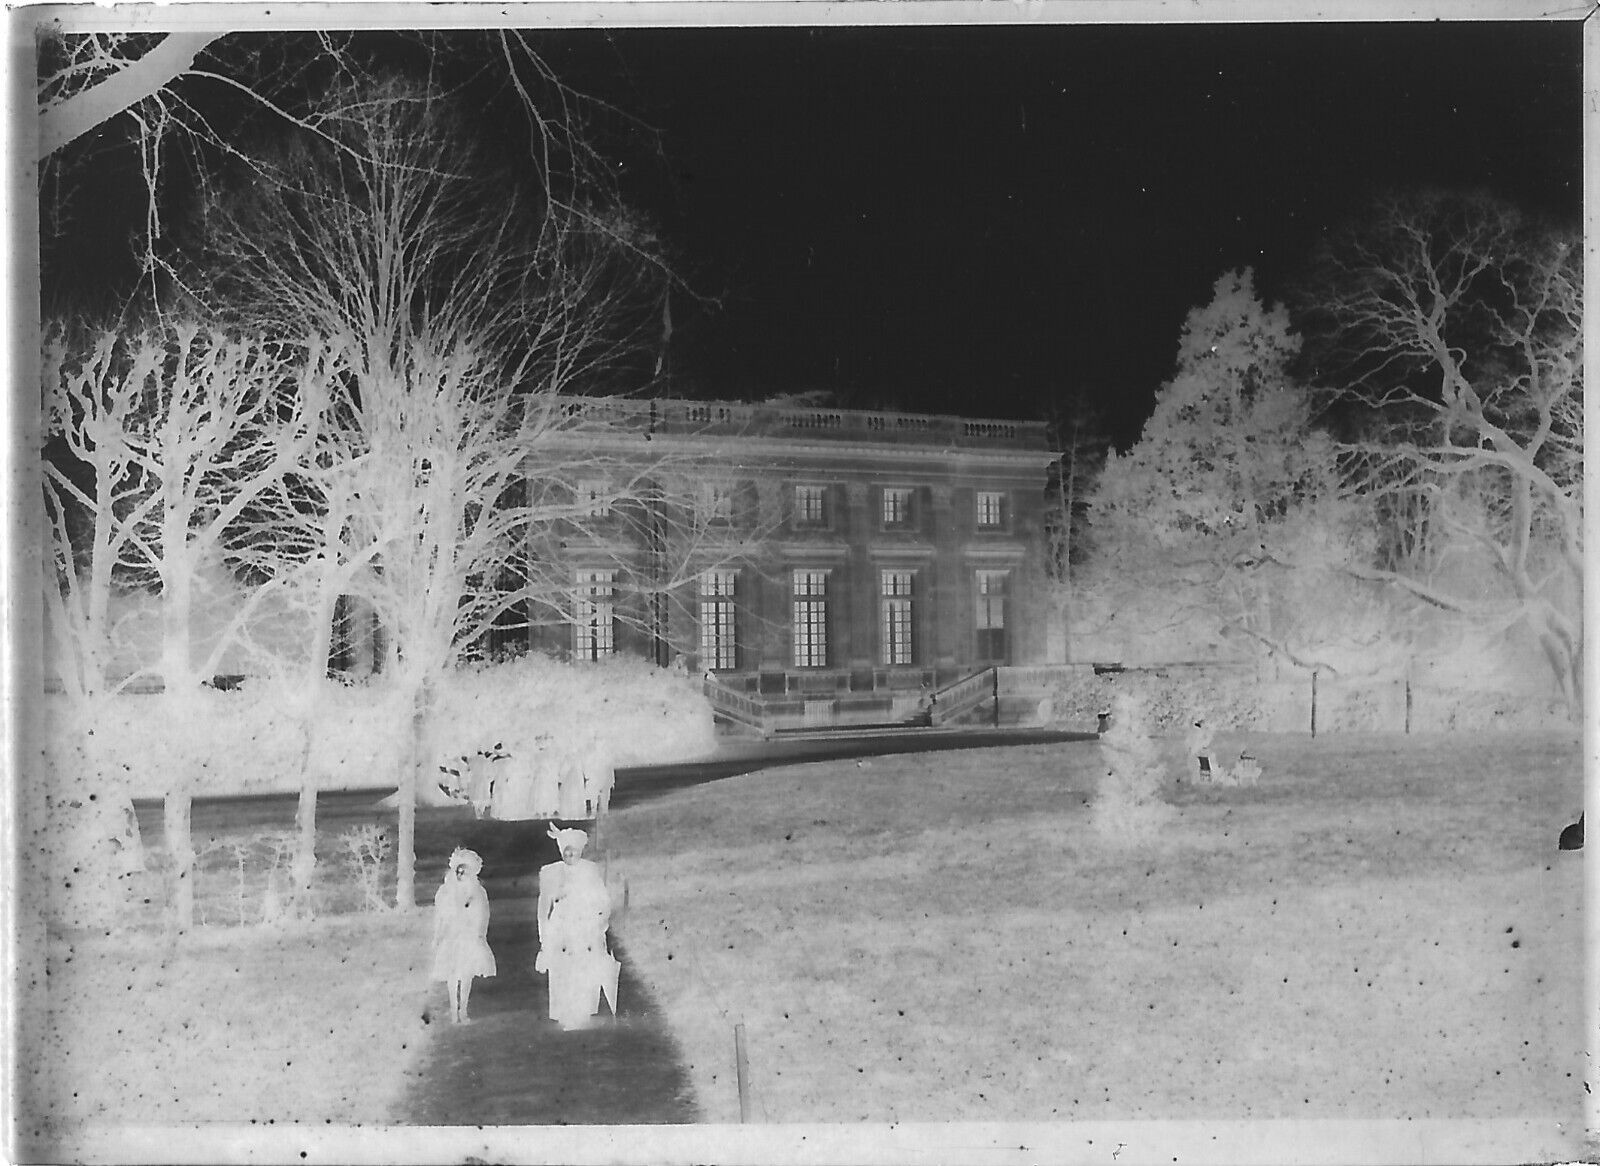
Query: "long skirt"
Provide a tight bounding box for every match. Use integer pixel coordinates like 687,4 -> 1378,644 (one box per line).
546,934 -> 619,1028
556,758 -> 589,820
529,759 -> 561,819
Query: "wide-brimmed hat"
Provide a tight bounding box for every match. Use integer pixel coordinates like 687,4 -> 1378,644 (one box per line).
548,824 -> 589,854
448,847 -> 484,877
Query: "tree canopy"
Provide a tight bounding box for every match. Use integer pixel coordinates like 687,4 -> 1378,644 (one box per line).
1082,269 -> 1379,668
1298,190 -> 1582,710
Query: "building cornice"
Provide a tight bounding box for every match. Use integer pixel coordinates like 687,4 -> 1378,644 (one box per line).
536,431 -> 1058,473
867,545 -> 938,562
962,543 -> 1030,562
774,542 -> 853,562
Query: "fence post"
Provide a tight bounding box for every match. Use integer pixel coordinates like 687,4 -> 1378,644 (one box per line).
735,1022 -> 751,1122
1310,670 -> 1318,739
992,667 -> 1000,727
1405,676 -> 1413,735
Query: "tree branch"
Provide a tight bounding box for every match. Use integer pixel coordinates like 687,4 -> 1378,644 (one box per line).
38,31 -> 223,160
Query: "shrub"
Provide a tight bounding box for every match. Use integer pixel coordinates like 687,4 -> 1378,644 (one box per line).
335,825 -> 393,915
1090,691 -> 1175,843
429,653 -> 715,768
195,830 -> 298,927
39,655 -> 717,805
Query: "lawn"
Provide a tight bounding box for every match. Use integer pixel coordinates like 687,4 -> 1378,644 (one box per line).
20,910 -> 435,1157
603,730 -> 1585,1137
15,728 -> 1586,1164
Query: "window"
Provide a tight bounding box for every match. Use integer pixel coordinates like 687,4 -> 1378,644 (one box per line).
976,490 -> 1006,529
881,487 -> 913,529
794,484 -> 828,528
329,594 -> 381,675
791,569 -> 830,667
975,570 -> 1008,661
577,479 -> 611,518
695,480 -> 736,524
573,569 -> 616,659
880,570 -> 915,665
699,570 -> 738,671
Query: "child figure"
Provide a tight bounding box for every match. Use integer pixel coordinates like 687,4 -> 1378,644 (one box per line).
431,847 -> 497,1024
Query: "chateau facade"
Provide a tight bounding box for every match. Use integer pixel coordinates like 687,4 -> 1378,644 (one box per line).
515,398 -> 1059,730
44,396 -> 1061,731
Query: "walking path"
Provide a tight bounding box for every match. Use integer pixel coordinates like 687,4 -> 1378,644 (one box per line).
396,850 -> 698,1125
393,727 -> 1090,1125
129,728 -> 1089,1125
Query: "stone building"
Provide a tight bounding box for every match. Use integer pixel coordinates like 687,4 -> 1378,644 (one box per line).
45,395 -> 1060,731
513,397 -> 1059,730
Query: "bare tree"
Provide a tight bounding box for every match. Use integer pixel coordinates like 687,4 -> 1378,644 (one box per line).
1041,391 -> 1110,660
35,27 -> 359,319
39,325 -> 166,932
204,349 -> 373,920
41,41 -> 721,910
185,77 -> 706,909
35,25 -> 670,322
1301,192 -> 1582,713
42,326 -> 160,702
42,321 -> 332,929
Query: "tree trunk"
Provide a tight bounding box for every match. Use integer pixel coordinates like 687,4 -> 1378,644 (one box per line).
396,685 -> 425,912
157,532 -> 198,932
164,787 -> 194,934
289,591 -> 339,917
290,737 -> 318,918
1534,622 -> 1582,723
1059,440 -> 1076,662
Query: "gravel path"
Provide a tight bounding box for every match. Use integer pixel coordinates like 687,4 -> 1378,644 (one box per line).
396,832 -> 698,1126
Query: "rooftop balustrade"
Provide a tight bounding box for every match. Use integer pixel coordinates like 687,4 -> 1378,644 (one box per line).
553,396 -> 1052,451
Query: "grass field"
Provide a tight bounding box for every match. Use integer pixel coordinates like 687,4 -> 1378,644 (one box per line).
603,730 -> 1585,1134
18,728 -> 1587,1164
23,910 -> 434,1148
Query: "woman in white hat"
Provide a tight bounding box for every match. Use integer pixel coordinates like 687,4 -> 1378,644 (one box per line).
535,825 -> 619,1030
431,847 -> 497,1024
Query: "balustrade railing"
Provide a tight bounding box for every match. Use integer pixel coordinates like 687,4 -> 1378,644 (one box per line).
703,677 -> 769,735
995,664 -> 1094,692
706,665 -> 1091,734
929,667 -> 997,726
553,396 -> 1048,450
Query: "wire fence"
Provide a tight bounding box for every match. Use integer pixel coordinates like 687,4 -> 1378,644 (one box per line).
1285,669 -> 1570,735
1011,662 -> 1570,735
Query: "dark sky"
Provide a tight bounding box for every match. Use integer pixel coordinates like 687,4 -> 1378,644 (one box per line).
43,19 -> 1583,447
529,21 -> 1582,444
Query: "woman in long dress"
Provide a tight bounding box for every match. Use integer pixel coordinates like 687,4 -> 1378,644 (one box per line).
582,731 -> 615,818
528,735 -> 562,818
534,825 -> 619,1030
555,745 -> 589,820
431,847 -> 497,1024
